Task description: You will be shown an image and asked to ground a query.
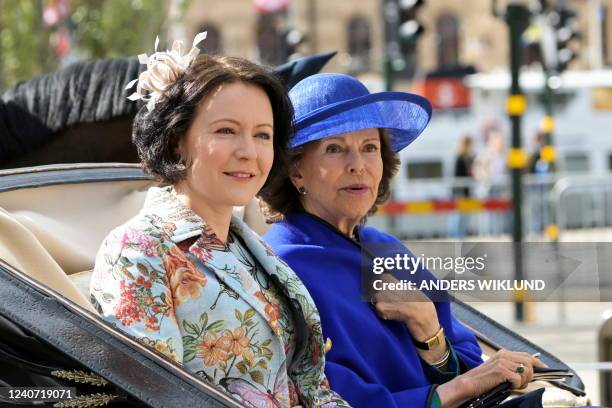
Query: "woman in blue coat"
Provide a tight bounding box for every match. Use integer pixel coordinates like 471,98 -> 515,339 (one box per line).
261,73 -> 545,407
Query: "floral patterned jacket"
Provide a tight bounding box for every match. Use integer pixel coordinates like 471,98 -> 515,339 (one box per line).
90,186 -> 350,408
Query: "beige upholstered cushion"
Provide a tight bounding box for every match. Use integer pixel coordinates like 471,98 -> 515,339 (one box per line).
0,176 -> 272,313
0,179 -> 154,274
0,178 -> 155,312
0,208 -> 95,312
69,269 -> 95,303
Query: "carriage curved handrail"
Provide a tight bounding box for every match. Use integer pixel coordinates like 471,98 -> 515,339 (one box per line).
0,164 -> 149,193
0,162 -> 141,176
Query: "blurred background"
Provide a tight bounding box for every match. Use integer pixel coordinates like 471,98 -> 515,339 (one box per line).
3,0 -> 612,241
2,0 -> 612,404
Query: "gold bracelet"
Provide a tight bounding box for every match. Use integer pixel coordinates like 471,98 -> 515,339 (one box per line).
432,347 -> 451,369
412,326 -> 445,350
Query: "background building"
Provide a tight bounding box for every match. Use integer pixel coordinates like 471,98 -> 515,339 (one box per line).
184,0 -> 612,77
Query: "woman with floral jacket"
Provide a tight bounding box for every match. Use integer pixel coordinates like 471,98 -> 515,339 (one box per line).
90,33 -> 349,408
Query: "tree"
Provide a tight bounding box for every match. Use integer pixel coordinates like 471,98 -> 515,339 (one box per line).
0,0 -> 55,89
0,0 -> 187,91
70,0 -> 167,59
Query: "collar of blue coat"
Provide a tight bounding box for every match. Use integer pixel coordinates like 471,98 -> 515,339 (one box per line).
139,186 -> 329,383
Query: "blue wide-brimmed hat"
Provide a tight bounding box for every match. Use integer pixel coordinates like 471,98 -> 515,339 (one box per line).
288,73 -> 432,152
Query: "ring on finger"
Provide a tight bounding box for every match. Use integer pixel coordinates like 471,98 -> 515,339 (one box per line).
515,363 -> 525,374
369,296 -> 376,310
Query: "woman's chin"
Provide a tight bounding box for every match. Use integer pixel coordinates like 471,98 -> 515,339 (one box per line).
224,187 -> 263,208
337,200 -> 374,220
337,206 -> 370,222
227,194 -> 257,208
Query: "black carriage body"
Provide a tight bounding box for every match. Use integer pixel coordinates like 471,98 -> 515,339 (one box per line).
0,164 -> 586,408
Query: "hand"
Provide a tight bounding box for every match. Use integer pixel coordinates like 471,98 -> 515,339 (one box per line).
437,350 -> 547,408
372,273 -> 439,341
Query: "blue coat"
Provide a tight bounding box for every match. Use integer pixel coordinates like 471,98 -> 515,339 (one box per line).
264,213 -> 484,408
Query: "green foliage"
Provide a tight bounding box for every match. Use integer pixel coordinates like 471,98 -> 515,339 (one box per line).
70,0 -> 166,59
0,0 -> 55,89
0,0 -> 190,90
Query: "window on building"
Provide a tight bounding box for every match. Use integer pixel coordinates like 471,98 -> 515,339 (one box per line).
608,153 -> 612,171
195,23 -> 222,54
562,152 -> 590,173
256,12 -> 283,65
436,13 -> 459,69
406,161 -> 443,179
347,16 -> 371,73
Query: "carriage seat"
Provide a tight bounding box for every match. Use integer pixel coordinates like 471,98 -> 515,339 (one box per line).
0,176 -> 155,313
0,174 -> 270,313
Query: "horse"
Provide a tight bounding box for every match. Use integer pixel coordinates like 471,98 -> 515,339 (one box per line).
0,52 -> 336,170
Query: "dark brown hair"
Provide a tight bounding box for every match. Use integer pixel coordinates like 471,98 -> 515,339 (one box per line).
132,54 -> 293,186
259,129 -> 400,221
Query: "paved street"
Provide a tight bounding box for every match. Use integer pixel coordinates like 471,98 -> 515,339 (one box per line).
468,301 -> 612,406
